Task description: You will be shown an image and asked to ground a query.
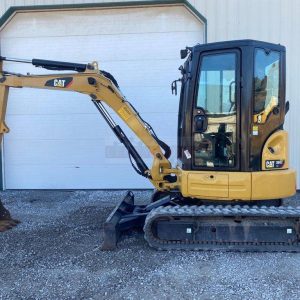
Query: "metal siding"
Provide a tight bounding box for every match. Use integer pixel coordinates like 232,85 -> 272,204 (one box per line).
193,0 -> 300,187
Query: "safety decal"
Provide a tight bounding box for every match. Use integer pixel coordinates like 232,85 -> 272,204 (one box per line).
45,77 -> 73,88
257,114 -> 262,124
184,149 -> 191,159
265,160 -> 285,169
252,125 -> 258,136
206,161 -> 214,167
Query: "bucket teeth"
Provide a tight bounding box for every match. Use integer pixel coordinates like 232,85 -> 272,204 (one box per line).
0,200 -> 19,232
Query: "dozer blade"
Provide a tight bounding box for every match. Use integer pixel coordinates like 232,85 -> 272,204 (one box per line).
0,200 -> 19,232
101,190 -> 174,250
101,191 -> 146,250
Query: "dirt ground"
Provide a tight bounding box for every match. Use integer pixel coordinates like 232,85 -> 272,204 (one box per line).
1,190 -> 300,300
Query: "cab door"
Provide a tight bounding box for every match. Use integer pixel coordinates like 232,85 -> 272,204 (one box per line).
192,50 -> 241,171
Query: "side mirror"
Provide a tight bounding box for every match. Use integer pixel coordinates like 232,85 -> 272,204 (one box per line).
285,101 -> 290,115
180,49 -> 188,59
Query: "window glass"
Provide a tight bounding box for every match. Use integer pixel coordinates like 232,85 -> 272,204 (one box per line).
254,49 -> 280,115
194,52 -> 237,168
197,53 -> 236,115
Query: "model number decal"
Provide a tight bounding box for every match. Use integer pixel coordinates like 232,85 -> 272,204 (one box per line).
45,77 -> 73,88
265,160 -> 285,169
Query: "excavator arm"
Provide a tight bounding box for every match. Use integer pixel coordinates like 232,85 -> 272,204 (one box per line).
0,57 -> 179,191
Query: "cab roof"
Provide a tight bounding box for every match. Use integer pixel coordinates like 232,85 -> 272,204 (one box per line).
193,39 -> 285,53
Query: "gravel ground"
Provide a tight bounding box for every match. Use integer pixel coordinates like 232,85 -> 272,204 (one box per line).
1,190 -> 300,300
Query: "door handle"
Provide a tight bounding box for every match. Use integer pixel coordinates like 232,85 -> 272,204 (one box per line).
194,115 -> 208,133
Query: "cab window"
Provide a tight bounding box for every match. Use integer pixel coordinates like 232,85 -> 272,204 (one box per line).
254,49 -> 280,122
194,52 -> 237,168
197,53 -> 236,115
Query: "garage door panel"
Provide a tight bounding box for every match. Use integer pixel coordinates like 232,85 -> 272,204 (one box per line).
4,139 -> 106,166
4,114 -> 179,169
5,164 -> 152,189
5,112 -> 178,141
5,114 -> 113,140
1,8 -> 201,39
4,138 -> 159,170
4,139 -> 155,168
6,87 -> 178,115
1,31 -> 201,62
100,60 -> 183,89
1,5 -> 204,189
6,90 -> 94,116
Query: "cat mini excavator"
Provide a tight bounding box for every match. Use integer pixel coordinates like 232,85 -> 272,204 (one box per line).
0,39 -> 299,251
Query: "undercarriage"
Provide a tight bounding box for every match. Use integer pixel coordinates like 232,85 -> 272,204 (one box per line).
102,191 -> 300,252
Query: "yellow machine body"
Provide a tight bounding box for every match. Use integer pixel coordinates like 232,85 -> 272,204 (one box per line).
180,169 -> 295,201
180,129 -> 296,201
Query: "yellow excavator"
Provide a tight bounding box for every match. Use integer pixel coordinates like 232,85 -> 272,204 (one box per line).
0,40 -> 298,251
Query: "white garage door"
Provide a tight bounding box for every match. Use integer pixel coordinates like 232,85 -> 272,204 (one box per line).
0,5 -> 204,189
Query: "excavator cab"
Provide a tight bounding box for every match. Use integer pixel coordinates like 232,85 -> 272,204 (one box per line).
177,40 -> 295,201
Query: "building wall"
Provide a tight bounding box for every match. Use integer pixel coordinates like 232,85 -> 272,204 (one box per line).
0,0 -> 300,185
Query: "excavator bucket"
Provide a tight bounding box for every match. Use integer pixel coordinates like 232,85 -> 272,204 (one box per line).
0,200 -> 19,232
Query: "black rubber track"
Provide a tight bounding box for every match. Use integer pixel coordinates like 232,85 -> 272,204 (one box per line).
144,205 -> 300,252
